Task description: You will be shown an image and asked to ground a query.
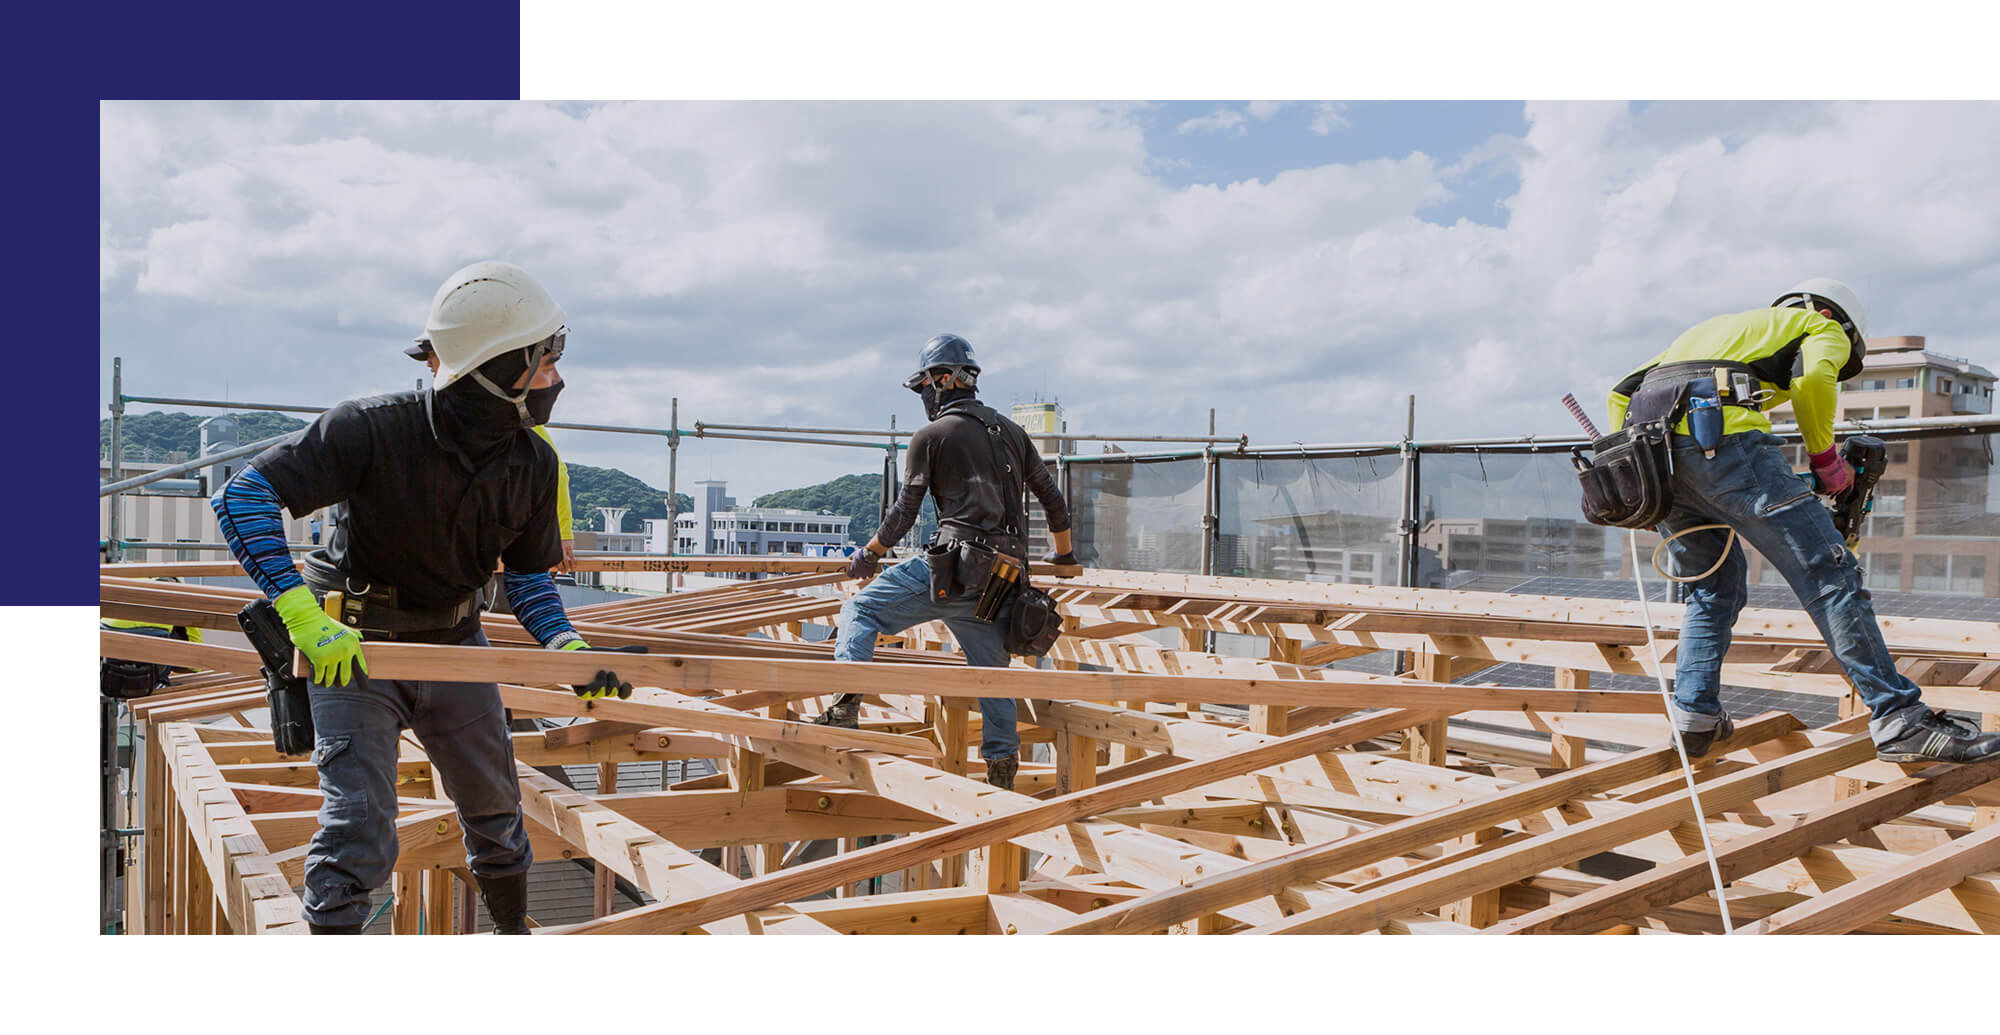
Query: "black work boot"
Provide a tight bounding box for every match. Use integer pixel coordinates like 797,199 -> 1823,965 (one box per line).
1677,711 -> 1734,761
477,871 -> 531,935
985,755 -> 1018,791
308,921 -> 364,935
1874,709 -> 2000,764
812,694 -> 861,730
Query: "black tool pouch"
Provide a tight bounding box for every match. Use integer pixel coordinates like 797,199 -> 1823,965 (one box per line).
267,679 -> 315,757
1003,584 -> 1064,658
100,658 -> 168,699
955,539 -> 1000,600
1575,380 -> 1688,530
926,541 -> 959,602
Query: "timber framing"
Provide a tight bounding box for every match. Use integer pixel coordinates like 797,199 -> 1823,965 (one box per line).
102,563 -> 2000,935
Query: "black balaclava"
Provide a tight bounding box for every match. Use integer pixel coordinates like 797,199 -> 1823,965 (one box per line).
922,382 -> 976,422
525,379 -> 564,426
433,347 -> 533,469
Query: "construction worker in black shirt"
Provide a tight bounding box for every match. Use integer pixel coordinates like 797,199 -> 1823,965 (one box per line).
810,334 -> 1075,791
212,261 -> 639,933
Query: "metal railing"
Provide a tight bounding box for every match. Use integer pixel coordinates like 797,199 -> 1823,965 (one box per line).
100,360 -> 1240,564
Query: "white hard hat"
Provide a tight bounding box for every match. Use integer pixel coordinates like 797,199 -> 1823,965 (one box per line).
1773,277 -> 1869,343
421,262 -> 566,390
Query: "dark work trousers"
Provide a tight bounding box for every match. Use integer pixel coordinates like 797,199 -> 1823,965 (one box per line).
301,626 -> 531,927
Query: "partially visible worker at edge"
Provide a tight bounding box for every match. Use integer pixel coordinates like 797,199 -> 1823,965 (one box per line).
1607,277 -> 1999,764
409,337 -> 575,575
808,334 -> 1077,791
211,261 -> 642,934
100,615 -> 203,696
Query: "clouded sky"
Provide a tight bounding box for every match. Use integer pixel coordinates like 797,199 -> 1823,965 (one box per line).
99,99 -> 2000,501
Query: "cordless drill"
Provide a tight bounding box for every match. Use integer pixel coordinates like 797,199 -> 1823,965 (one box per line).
1813,434 -> 1888,550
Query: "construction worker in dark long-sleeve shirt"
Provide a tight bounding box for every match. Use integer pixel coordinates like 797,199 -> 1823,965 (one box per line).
810,334 -> 1074,791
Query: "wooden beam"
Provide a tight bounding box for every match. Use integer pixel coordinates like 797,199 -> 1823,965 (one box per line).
1745,822 -> 2000,935
560,704 -> 1441,934
1489,754 -> 2000,934
1048,712 -> 1802,934
1246,728 -> 1878,934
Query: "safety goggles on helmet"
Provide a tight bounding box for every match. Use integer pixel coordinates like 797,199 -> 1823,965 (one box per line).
467,327 -> 568,426
405,338 -> 435,361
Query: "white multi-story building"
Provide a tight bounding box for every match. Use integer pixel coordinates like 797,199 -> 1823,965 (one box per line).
643,481 -> 852,559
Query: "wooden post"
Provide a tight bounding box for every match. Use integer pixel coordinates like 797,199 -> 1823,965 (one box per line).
1833,688 -> 1868,801
935,699 -> 971,886
593,761 -> 619,917
424,867 -> 453,934
1409,652 -> 1455,766
143,724 -> 168,934
1440,827 -> 1505,928
725,707 -> 773,879
1178,627 -> 1205,715
1057,731 -> 1098,794
391,870 -> 421,934
1253,636 -> 1302,735
1551,669 -> 1590,768
455,871 -> 479,934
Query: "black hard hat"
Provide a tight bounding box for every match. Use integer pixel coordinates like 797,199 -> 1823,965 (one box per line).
903,334 -> 980,391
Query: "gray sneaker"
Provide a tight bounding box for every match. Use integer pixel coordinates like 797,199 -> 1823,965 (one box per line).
812,695 -> 861,730
1677,710 -> 1734,760
985,755 -> 1018,791
1874,709 -> 2000,764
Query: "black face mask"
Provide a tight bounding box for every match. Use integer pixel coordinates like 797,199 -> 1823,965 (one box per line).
525,379 -> 564,426
921,384 -> 975,422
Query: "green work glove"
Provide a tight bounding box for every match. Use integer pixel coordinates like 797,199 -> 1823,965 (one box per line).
272,585 -> 368,687
558,640 -> 644,699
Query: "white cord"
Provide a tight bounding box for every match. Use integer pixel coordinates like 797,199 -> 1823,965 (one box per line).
1651,523 -> 1736,584
1627,530 -> 1735,934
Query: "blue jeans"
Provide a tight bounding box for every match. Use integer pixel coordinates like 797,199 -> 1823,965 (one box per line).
302,627 -> 532,927
1656,431 -> 1923,739
834,553 -> 1019,761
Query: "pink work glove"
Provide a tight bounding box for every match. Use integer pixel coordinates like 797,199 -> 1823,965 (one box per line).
1809,446 -> 1854,495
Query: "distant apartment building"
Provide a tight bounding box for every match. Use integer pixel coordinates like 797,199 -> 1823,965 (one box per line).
643,481 -> 852,579
99,415 -> 322,560
1012,399 -> 1073,559
1418,516 -> 1608,579
1763,335 -> 1997,597
1249,511 -> 1397,584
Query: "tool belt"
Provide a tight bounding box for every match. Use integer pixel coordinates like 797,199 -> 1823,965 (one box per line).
1574,364 -> 1712,530
301,551 -> 480,639
927,528 -> 1027,624
99,623 -> 186,699
1635,360 -> 1766,410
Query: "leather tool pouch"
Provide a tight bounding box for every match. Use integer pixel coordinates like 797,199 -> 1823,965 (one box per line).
954,538 -> 1001,601
1575,380 -> 1687,530
926,541 -> 959,602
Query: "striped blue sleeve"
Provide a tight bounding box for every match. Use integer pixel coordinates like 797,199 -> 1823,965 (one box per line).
503,570 -> 581,649
211,465 -> 304,599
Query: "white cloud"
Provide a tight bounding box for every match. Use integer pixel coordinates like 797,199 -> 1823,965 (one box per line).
1175,108 -> 1247,136
99,100 -> 2000,501
1308,101 -> 1350,134
1245,100 -> 1293,121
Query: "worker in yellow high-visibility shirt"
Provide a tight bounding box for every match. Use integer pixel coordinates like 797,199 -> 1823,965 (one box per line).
1606,278 -> 1998,765
408,338 -> 574,572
